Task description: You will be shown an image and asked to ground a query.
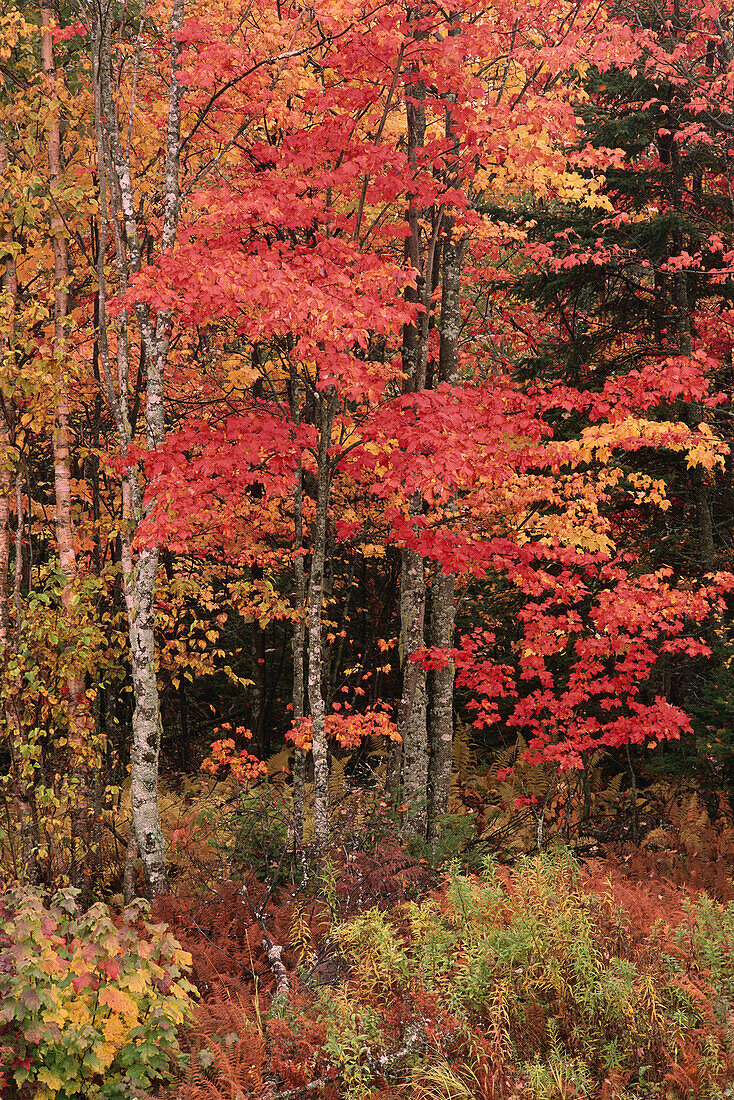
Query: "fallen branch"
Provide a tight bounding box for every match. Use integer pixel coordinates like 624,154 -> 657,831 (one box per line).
240,878 -> 291,1003
261,931 -> 290,999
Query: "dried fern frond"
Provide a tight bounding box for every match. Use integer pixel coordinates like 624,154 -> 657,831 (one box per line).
451,723 -> 478,784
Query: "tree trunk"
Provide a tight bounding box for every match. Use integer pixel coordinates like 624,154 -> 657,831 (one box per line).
123,831 -> 139,906
290,366 -> 307,849
399,548 -> 428,836
396,40 -> 434,837
427,217 -> 464,843
307,389 -> 336,850
93,0 -> 185,896
42,11 -> 95,891
427,568 -> 455,840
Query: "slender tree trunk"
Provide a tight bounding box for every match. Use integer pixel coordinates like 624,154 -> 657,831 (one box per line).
437,223 -> 463,385
93,0 -> 185,895
292,477 -> 307,848
427,217 -> 464,842
290,366 -> 307,848
427,571 -> 454,837
307,389 -> 336,849
399,548 -> 428,836
128,548 -> 167,895
396,40 -> 434,837
42,11 -> 95,890
401,69 -> 429,393
129,0 -> 184,899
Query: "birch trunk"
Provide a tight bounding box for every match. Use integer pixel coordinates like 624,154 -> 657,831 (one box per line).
307,390 -> 336,849
126,0 -> 184,887
92,0 -> 185,895
42,11 -> 95,889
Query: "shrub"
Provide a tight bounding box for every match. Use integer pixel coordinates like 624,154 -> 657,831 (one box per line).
0,884 -> 196,1099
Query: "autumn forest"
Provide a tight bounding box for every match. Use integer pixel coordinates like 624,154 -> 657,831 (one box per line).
5,0 -> 734,1096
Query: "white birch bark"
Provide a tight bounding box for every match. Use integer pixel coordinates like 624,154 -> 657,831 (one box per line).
307,390 -> 336,849
91,0 -> 185,895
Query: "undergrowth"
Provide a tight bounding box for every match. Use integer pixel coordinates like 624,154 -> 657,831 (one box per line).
162,848 -> 734,1099
100,748 -> 734,1098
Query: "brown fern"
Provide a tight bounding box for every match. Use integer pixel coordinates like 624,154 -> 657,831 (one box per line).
176,981 -> 266,1100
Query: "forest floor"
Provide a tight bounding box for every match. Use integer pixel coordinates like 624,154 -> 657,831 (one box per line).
148,784 -> 734,1100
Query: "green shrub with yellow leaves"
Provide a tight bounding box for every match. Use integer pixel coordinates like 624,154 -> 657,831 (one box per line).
0,884 -> 196,1099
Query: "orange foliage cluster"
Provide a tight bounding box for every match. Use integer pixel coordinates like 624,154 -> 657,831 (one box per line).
287,706 -> 400,751
199,734 -> 268,785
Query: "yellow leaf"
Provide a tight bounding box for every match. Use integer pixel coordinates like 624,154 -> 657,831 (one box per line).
103,1013 -> 129,1047
98,986 -> 138,1019
37,1068 -> 64,1093
121,969 -> 149,994
224,357 -> 258,390
94,1040 -> 119,1071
